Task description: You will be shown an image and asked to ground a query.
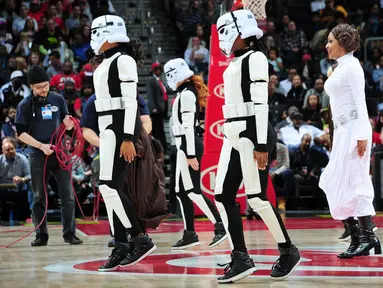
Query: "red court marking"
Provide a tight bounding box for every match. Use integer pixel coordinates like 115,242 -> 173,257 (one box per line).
73,249 -> 383,277
74,217 -> 376,236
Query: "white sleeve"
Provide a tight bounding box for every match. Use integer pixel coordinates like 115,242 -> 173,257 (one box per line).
117,55 -> 138,141
348,61 -> 371,149
249,52 -> 269,151
180,90 -> 197,158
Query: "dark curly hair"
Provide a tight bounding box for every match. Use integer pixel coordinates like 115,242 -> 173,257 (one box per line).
89,38 -> 145,68
331,24 -> 360,53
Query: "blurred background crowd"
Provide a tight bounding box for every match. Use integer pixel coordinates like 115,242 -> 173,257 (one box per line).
0,0 -> 383,222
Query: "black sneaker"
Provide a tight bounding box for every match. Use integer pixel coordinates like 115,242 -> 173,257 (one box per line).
217,250 -> 257,283
119,235 -> 156,267
64,234 -> 83,245
171,230 -> 200,250
209,222 -> 228,248
339,221 -> 351,242
270,245 -> 301,280
98,242 -> 131,272
31,234 -> 48,247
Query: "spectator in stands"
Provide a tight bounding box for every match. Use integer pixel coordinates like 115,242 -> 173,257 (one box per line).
176,0 -> 203,50
1,107 -> 16,139
20,18 -> 38,44
60,80 -> 79,116
268,47 -> 284,74
320,54 -> 332,76
0,137 -> 31,221
34,18 -> 64,57
372,55 -> 383,91
364,47 -> 381,77
280,67 -> 297,96
268,81 -> 286,106
74,82 -> 93,119
275,105 -> 299,131
72,30 -> 91,64
279,14 -> 290,33
47,51 -> 62,79
264,21 -> 281,51
27,51 -> 41,69
202,0 -> 219,38
12,5 -> 38,36
269,74 -> 286,95
80,13 -> 90,27
303,94 -> 322,129
47,3 -> 64,30
280,21 -> 308,68
184,37 -> 209,75
13,32 -> 32,57
28,0 -> 45,23
286,74 -> 306,108
65,3 -> 81,35
0,18 -> 13,54
319,0 -> 348,23
303,78 -> 329,108
147,62 -> 168,152
187,24 -> 207,49
50,61 -> 81,91
270,142 -> 294,212
0,70 -> 31,108
280,111 -> 325,151
300,50 -> 317,86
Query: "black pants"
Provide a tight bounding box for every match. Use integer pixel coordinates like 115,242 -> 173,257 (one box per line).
29,152 -> 75,239
274,169 -> 294,198
151,113 -> 167,152
215,122 -> 291,252
169,145 -> 178,214
99,112 -> 143,243
176,137 -> 222,231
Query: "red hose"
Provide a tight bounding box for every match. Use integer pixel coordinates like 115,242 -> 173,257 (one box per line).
0,116 -> 100,247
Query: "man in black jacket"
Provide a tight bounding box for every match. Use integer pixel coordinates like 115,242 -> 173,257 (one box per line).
146,62 -> 168,152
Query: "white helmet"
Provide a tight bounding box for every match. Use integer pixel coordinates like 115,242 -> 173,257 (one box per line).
216,9 -> 263,57
90,15 -> 130,55
164,58 -> 194,91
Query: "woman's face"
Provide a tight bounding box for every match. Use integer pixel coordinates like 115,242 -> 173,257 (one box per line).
83,25 -> 90,36
373,48 -> 381,59
269,50 -> 277,60
31,53 -> 39,64
308,94 -> 318,106
26,19 -> 34,30
207,0 -> 214,11
292,75 -> 301,87
196,26 -> 203,37
326,32 -> 345,60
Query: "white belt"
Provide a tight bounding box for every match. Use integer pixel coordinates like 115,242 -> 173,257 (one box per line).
95,97 -> 124,112
332,108 -> 358,129
222,102 -> 255,119
172,125 -> 185,137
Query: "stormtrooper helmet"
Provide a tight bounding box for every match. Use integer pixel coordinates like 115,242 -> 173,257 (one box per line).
91,15 -> 130,55
164,58 -> 194,91
216,9 -> 263,57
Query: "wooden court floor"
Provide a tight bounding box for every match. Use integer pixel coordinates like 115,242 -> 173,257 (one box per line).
1,217 -> 383,288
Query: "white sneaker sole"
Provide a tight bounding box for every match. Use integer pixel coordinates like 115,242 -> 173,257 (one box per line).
270,257 -> 302,281
171,241 -> 200,251
217,267 -> 258,283
339,235 -> 351,242
209,234 -> 228,248
119,245 -> 157,267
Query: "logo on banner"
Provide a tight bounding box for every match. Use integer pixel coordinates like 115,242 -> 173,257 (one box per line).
209,119 -> 225,140
213,83 -> 224,99
201,165 -> 245,196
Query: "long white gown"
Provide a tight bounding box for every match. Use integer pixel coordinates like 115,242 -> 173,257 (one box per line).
319,52 -> 376,220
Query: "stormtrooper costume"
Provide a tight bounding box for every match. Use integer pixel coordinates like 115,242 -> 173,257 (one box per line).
214,10 -> 300,283
90,15 -> 156,272
164,58 -> 227,249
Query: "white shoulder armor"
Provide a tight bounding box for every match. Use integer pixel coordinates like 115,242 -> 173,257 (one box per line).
180,90 -> 197,113
117,55 -> 138,82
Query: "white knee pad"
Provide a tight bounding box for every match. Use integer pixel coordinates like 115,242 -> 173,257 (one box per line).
247,197 -> 286,243
99,184 -> 132,235
188,192 -> 216,225
237,137 -> 261,195
215,201 -> 234,250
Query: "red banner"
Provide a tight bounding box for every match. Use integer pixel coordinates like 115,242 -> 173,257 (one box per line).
195,24 -> 275,216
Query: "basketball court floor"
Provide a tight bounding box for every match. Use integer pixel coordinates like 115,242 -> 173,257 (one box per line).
1,216 -> 383,287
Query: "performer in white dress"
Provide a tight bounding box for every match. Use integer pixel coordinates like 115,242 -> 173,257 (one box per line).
319,24 -> 381,258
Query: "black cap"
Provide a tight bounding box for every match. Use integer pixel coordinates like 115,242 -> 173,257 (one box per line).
291,111 -> 303,120
28,65 -> 49,85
